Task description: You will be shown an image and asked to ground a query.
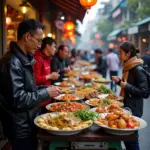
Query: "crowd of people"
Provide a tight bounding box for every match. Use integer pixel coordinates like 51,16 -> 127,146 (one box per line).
0,19 -> 150,150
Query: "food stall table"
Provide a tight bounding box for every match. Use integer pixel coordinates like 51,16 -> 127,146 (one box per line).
37,126 -> 136,150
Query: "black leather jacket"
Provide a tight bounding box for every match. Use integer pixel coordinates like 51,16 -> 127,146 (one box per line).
51,55 -> 68,82
124,65 -> 148,117
0,42 -> 50,140
94,56 -> 107,78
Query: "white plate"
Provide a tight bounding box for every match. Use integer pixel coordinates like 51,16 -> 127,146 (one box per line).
94,113 -> 147,135
98,94 -> 124,101
46,102 -> 90,112
85,99 -> 124,107
81,72 -> 90,75
115,96 -> 124,101
93,79 -> 111,84
97,94 -> 109,99
63,78 -> 68,81
54,82 -> 61,86
54,82 -> 73,87
54,94 -> 84,101
89,107 -> 131,115
34,113 -> 93,135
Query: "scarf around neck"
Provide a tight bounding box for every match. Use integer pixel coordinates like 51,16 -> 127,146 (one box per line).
120,56 -> 144,96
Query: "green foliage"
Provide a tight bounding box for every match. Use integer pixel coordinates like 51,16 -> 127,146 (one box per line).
120,20 -> 136,28
127,0 -> 150,19
96,19 -> 113,40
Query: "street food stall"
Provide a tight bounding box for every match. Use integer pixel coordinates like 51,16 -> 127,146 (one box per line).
34,60 -> 147,150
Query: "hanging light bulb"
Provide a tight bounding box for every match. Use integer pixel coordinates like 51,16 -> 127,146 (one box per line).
6,17 -> 12,25
47,33 -> 52,37
19,1 -> 30,14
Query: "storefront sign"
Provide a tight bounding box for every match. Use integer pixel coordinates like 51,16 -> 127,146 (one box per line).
128,26 -> 138,34
112,8 -> 121,18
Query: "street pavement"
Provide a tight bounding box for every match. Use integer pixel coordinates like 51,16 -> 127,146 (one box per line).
139,98 -> 150,150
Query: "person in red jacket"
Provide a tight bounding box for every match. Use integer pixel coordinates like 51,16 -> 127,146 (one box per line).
33,37 -> 59,112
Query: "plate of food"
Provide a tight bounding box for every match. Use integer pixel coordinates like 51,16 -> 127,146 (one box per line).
106,94 -> 124,101
74,86 -> 98,98
94,112 -> 147,135
46,102 -> 90,112
34,112 -> 93,135
54,81 -> 73,87
85,98 -> 124,107
89,104 -> 131,114
93,78 -> 111,84
65,71 -> 80,77
68,77 -> 84,87
59,87 -> 74,94
54,94 -> 84,102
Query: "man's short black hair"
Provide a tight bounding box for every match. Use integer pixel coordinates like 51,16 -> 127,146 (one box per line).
58,45 -> 68,51
17,19 -> 44,40
40,37 -> 56,50
95,48 -> 102,54
108,48 -> 114,53
56,45 -> 69,55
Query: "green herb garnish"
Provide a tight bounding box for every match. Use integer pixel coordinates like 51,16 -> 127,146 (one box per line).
97,85 -> 112,94
74,110 -> 99,121
102,98 -> 112,106
83,84 -> 93,88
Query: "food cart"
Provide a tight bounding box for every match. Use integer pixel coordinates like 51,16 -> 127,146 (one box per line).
34,61 -> 147,150
37,127 -> 136,150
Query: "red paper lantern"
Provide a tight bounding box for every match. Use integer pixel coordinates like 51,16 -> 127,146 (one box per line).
122,36 -> 127,41
63,31 -> 74,38
64,21 -> 75,31
95,33 -> 100,39
80,0 -> 98,9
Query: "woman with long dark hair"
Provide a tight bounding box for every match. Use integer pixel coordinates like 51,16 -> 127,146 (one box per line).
112,41 -> 148,150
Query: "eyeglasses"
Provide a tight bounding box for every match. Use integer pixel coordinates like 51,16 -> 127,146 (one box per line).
30,33 -> 42,43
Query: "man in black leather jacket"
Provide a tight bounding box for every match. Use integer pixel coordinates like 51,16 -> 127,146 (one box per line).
0,19 -> 60,150
51,45 -> 71,82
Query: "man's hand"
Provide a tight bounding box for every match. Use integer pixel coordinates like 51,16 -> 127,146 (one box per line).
47,86 -> 61,97
50,72 -> 60,80
46,72 -> 60,80
64,67 -> 70,73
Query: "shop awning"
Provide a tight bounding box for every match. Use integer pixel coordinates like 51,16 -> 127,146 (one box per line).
28,0 -> 86,22
107,28 -> 122,41
51,0 -> 86,22
128,17 -> 150,34
135,17 -> 150,26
